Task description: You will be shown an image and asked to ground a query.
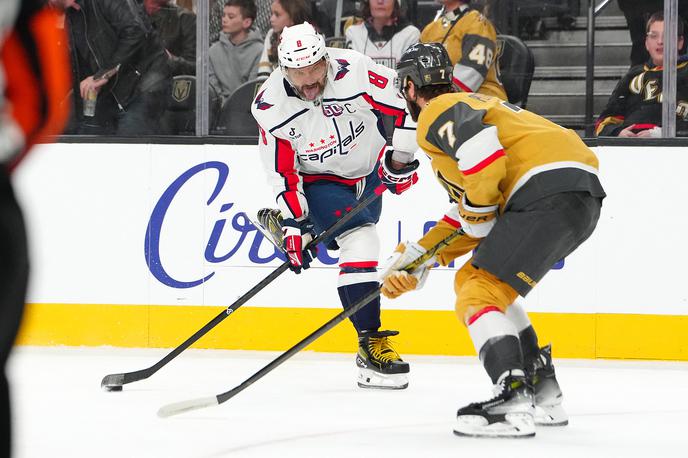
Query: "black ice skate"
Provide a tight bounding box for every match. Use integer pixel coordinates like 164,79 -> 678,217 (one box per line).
528,344 -> 568,426
454,370 -> 535,438
256,208 -> 284,248
356,330 -> 409,390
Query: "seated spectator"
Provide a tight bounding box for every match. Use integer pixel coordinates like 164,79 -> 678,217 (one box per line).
53,0 -> 170,136
257,0 -> 313,77
209,0 -> 264,104
419,0 -> 506,100
345,0 -> 420,69
618,0 -> 688,67
212,0 -> 271,42
145,0 -> 197,76
596,12 -> 688,138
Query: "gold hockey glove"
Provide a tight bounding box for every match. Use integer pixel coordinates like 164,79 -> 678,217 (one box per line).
379,241 -> 435,299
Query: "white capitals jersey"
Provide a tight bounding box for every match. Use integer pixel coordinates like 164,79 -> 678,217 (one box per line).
251,47 -> 417,220
345,22 -> 420,70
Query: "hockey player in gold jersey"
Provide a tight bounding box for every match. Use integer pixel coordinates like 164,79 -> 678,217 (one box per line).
419,0 -> 505,99
379,43 -> 606,438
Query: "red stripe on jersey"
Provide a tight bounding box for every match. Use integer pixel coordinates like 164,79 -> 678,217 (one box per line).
442,214 -> 461,228
339,261 -> 378,269
467,306 -> 502,326
362,93 -> 406,127
376,145 -> 386,160
452,76 -> 473,93
275,138 -> 303,218
302,174 -> 362,185
631,123 -> 658,130
461,149 -> 505,175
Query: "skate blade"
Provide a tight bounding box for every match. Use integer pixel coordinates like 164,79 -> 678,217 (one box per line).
535,404 -> 569,426
357,368 -> 408,390
453,413 -> 536,438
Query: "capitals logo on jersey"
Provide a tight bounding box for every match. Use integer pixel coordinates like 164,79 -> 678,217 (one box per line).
334,59 -> 350,81
254,89 -> 273,110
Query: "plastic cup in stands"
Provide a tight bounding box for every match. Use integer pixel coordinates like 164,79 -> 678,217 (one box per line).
83,88 -> 97,117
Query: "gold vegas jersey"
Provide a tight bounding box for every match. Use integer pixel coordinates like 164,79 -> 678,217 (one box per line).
420,7 -> 506,100
416,92 -> 605,259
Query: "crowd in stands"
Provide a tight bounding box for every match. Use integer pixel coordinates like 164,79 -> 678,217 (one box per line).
52,0 -> 688,138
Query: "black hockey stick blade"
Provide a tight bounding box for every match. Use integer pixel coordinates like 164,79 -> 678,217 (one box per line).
101,186 -> 386,391
157,229 -> 464,417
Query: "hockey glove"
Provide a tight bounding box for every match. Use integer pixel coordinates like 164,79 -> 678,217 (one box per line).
457,194 -> 498,238
379,241 -> 436,299
282,217 -> 317,274
377,149 -> 419,195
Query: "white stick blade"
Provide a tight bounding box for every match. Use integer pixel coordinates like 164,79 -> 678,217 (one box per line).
157,396 -> 218,418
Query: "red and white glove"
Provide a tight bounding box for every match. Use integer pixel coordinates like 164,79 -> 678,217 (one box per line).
377,149 -> 419,195
457,193 -> 498,238
282,217 -> 317,274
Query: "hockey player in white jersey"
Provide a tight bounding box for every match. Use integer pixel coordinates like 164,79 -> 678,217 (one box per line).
251,22 -> 419,389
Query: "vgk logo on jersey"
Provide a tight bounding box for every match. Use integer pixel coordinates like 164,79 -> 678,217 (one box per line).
300,121 -> 365,163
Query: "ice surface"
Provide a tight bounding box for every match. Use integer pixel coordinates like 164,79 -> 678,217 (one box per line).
8,346 -> 688,458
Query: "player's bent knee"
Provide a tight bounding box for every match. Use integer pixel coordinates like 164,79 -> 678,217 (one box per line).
336,224 -> 379,264
454,268 -> 519,324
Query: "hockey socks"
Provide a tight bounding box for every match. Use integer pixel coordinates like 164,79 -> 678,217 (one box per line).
337,280 -> 381,332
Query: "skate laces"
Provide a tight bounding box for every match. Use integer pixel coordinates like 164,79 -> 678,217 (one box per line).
490,370 -> 526,398
368,336 -> 401,363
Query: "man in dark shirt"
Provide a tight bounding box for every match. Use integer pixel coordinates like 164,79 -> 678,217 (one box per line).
596,11 -> 688,137
52,0 -> 170,135
144,0 -> 196,76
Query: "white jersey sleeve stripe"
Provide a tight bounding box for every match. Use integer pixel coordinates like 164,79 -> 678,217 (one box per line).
456,125 -> 504,173
453,63 -> 485,92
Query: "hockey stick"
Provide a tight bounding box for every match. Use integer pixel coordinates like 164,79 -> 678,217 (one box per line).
100,184 -> 387,391
157,228 -> 464,417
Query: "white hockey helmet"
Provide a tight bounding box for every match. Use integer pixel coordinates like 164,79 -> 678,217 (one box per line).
278,22 -> 327,69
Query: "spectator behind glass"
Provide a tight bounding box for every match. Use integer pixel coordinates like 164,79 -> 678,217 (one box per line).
420,0 -> 506,100
596,12 -> 688,138
618,0 -> 688,67
144,0 -> 196,76
257,0 -> 312,77
209,0 -> 264,104
345,0 -> 420,69
211,0 -> 271,43
53,0 -> 171,136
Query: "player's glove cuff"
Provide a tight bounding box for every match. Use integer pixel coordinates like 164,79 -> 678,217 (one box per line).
282,217 -> 317,274
378,149 -> 419,195
457,194 -> 498,238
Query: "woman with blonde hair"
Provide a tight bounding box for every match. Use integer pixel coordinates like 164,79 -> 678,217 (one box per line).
257,0 -> 312,77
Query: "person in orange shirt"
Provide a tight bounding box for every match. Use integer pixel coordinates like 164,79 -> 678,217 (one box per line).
0,1 -> 71,454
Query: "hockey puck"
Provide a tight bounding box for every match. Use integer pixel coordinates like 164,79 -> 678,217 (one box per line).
104,385 -> 123,392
